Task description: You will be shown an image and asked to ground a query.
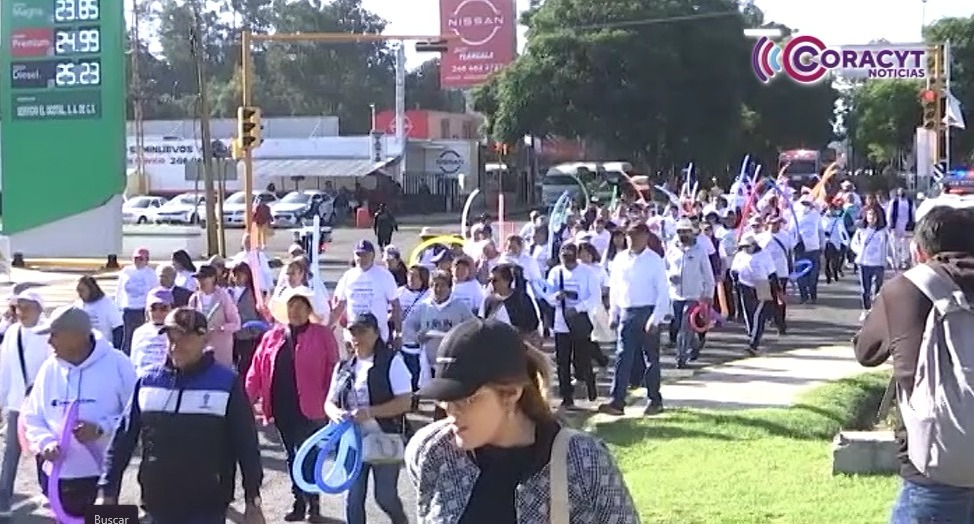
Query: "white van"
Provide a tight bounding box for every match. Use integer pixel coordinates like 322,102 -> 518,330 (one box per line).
540,161 -> 634,206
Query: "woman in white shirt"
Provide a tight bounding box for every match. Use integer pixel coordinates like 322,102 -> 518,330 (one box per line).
171,249 -> 198,292
0,292 -> 49,517
849,206 -> 892,318
75,275 -> 124,348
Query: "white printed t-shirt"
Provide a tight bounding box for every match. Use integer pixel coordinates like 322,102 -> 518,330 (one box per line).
335,264 -> 399,341
326,352 -> 413,434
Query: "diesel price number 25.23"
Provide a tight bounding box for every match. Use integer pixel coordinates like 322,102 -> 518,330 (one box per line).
55,61 -> 100,86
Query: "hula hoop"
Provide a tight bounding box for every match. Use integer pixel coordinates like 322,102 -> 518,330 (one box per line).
460,189 -> 482,239
48,401 -> 100,524
242,320 -> 270,331
789,259 -> 814,280
313,420 -> 363,494
292,420 -> 362,494
408,235 -> 465,266
688,303 -> 714,333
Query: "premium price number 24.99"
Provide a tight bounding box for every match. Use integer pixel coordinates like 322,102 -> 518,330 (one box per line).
54,29 -> 100,55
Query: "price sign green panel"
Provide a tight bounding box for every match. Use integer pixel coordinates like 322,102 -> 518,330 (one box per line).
1,0 -> 125,234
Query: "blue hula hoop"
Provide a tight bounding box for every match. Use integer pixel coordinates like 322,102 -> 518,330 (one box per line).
292,420 -> 362,493
789,259 -> 814,281
242,320 -> 270,331
313,421 -> 363,494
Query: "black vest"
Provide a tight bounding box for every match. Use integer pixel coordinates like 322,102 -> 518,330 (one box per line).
338,342 -> 406,435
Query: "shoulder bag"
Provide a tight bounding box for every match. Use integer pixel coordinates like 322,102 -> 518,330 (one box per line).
549,427 -> 581,524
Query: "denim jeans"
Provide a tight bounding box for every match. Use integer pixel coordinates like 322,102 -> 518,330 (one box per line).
609,306 -> 662,408
0,411 -> 20,512
669,299 -> 698,362
345,463 -> 408,524
890,479 -> 974,523
860,265 -> 885,310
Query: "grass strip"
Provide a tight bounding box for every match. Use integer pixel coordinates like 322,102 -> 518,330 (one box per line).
591,372 -> 898,524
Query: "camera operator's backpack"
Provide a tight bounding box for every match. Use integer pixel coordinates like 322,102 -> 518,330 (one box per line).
901,264 -> 974,487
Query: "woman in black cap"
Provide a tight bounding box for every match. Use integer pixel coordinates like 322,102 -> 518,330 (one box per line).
405,318 -> 638,523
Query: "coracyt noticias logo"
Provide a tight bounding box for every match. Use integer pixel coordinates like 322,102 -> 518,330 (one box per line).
751,35 -> 928,84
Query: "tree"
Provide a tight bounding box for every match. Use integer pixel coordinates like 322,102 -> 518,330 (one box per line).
405,59 -> 466,112
476,0 -> 751,171
847,79 -> 923,166
925,16 -> 974,162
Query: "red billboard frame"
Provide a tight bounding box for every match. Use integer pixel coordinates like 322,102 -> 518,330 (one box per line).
439,0 -> 517,89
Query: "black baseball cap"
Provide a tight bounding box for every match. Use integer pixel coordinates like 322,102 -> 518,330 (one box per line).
417,318 -> 528,402
193,264 -> 219,279
347,312 -> 379,331
158,307 -> 209,336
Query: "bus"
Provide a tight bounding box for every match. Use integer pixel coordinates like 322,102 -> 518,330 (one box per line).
778,149 -> 822,186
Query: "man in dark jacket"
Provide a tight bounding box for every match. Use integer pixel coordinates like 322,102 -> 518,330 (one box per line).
854,205 -> 974,522
98,308 -> 265,524
156,264 -> 192,307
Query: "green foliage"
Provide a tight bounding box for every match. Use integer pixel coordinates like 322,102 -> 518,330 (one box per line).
925,16 -> 974,163
848,80 -> 923,164
592,372 -> 896,523
475,0 -> 838,172
129,0 -> 457,131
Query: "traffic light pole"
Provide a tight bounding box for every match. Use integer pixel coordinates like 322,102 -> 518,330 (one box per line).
238,31 -> 452,240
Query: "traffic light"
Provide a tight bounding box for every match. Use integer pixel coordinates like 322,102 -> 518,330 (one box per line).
237,106 -> 263,150
920,89 -> 939,130
415,40 -> 448,53
492,142 -> 509,155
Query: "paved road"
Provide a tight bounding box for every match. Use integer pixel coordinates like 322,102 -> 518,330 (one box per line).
2,239 -> 866,522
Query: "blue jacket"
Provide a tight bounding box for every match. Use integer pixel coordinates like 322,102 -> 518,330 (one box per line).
99,352 -> 263,517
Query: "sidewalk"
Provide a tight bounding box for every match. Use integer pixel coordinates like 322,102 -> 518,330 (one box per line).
588,343 -> 887,423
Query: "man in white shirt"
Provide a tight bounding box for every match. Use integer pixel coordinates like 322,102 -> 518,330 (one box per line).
885,187 -> 915,269
758,216 -> 794,334
114,247 -> 159,355
664,219 -> 715,368
602,223 -> 670,416
330,240 -> 402,348
794,196 -> 825,303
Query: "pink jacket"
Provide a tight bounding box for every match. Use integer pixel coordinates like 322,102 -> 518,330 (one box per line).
188,287 -> 241,368
245,323 -> 339,423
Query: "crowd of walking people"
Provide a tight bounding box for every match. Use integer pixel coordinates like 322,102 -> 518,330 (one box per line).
0,170 -> 929,523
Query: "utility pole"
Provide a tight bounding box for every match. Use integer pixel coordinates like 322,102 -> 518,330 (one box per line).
190,1 -> 219,255
129,0 -> 145,193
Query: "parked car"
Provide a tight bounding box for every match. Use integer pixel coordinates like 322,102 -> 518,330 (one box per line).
271,190 -> 337,228
123,196 -> 167,224
154,192 -> 205,224
201,191 -> 277,227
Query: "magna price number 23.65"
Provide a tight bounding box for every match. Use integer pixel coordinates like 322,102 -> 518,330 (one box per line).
55,0 -> 100,22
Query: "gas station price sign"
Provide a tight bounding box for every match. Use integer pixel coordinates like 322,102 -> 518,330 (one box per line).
1,0 -> 125,235
5,0 -> 107,119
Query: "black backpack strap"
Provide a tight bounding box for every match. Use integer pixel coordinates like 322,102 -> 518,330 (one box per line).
17,327 -> 31,394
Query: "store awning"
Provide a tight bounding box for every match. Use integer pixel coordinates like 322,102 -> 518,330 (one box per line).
241,157 -> 397,179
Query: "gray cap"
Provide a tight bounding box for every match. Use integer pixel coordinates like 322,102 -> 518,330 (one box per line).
35,306 -> 92,335
675,218 -> 695,231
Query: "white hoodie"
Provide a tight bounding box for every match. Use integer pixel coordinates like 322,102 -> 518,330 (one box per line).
0,323 -> 51,410
21,334 -> 137,480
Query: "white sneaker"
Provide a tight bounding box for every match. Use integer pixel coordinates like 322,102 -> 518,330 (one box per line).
859,311 -> 868,321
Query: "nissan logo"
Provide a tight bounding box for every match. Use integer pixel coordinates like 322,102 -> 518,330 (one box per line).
436,150 -> 463,174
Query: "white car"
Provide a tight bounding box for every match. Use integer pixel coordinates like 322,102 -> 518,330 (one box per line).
271,190 -> 336,227
123,196 -> 167,224
154,192 -> 205,224
204,191 -> 278,227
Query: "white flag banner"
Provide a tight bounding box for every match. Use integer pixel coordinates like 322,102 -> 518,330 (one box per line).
942,88 -> 966,129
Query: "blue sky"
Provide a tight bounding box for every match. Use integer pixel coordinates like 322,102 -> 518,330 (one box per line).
361,0 -> 974,69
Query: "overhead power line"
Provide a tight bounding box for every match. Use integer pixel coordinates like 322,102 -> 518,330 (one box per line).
558,11 -> 741,32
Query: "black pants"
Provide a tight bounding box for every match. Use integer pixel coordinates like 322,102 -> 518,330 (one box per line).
148,511 -> 226,524
554,332 -> 594,401
276,417 -> 323,508
121,308 -> 144,355
40,475 -> 99,519
772,277 -> 788,333
233,337 -> 258,378
720,271 -> 739,321
824,243 -> 844,283
738,284 -> 769,349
